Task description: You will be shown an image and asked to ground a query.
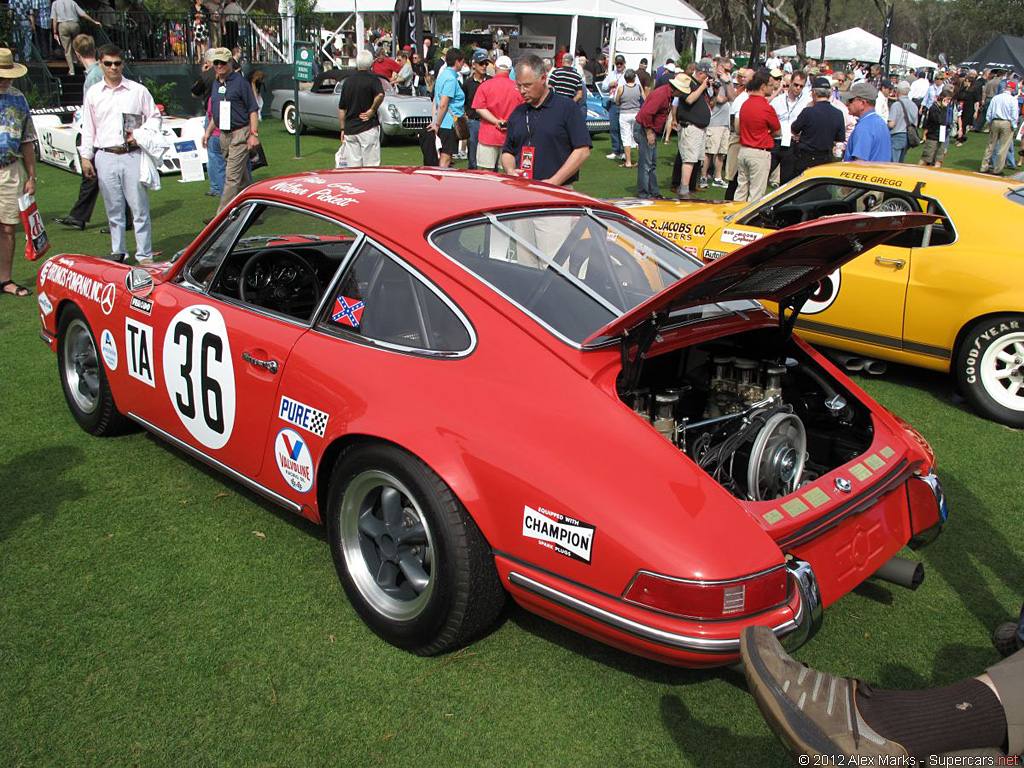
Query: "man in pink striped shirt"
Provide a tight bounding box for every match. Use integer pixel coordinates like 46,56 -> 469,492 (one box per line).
79,43 -> 160,263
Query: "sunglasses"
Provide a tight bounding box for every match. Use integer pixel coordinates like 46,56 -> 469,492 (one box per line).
102,60 -> 123,67
213,60 -> 230,65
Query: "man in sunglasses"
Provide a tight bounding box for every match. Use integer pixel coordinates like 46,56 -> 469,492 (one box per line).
79,43 -> 160,263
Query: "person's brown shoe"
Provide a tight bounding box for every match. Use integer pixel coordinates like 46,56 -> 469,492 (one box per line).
740,626 -> 910,761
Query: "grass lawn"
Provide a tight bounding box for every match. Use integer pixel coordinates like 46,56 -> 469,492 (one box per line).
1,118 -> 1021,767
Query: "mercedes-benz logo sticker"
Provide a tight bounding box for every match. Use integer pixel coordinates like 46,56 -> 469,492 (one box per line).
100,283 -> 116,315
834,477 -> 852,494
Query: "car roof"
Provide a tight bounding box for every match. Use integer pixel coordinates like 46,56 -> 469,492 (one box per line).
240,168 -> 615,235
801,161 -> 1020,198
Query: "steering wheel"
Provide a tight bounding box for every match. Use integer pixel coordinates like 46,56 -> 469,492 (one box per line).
239,248 -> 323,318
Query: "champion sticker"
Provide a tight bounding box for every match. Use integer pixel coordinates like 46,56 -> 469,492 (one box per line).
278,395 -> 328,437
130,295 -> 153,315
37,291 -> 53,315
681,245 -> 699,257
274,428 -> 314,493
720,228 -> 763,245
522,505 -> 595,564
331,295 -> 365,328
100,328 -> 117,370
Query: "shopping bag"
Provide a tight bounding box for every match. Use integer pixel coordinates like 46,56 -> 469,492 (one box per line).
18,194 -> 50,261
249,142 -> 269,170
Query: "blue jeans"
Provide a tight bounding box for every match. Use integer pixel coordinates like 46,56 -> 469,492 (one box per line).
208,133 -> 225,195
608,104 -> 622,154
634,122 -> 658,197
17,21 -> 34,60
891,132 -> 908,163
984,145 -> 1017,169
467,118 -> 480,170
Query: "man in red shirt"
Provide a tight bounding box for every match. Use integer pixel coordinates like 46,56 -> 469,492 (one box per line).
370,47 -> 402,80
472,56 -> 523,171
736,70 -> 781,202
633,73 -> 688,198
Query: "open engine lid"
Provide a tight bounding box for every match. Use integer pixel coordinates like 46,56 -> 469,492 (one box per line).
582,212 -> 940,347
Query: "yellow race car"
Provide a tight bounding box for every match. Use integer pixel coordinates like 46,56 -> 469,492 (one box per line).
622,162 -> 1024,427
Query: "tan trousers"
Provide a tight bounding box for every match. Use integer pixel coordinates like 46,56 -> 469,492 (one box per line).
736,146 -> 771,202
58,21 -> 81,73
986,648 -> 1024,756
724,133 -> 742,180
981,119 -> 1014,173
218,127 -> 251,212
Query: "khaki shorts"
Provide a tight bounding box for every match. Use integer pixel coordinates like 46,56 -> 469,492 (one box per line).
678,124 -> 707,164
921,138 -> 947,165
0,162 -> 24,226
705,125 -> 730,155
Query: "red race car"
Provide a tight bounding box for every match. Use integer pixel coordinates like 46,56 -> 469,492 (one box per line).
36,169 -> 948,667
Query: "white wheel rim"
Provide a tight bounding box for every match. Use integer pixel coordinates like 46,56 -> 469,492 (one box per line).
979,331 -> 1024,412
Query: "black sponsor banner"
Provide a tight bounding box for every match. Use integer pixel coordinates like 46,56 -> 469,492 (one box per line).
879,6 -> 894,80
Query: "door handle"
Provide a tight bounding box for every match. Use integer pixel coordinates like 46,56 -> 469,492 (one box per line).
242,351 -> 279,374
191,307 -> 210,321
874,256 -> 906,269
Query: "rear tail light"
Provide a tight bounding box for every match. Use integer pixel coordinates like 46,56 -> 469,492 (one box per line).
907,471 -> 948,549
623,567 -> 789,620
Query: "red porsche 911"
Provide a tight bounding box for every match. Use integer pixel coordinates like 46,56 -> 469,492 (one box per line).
37,169 -> 947,667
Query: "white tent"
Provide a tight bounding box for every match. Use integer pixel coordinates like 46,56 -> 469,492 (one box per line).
314,0 -> 706,64
773,27 -> 937,70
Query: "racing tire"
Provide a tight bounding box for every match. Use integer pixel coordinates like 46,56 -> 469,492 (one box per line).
955,314 -> 1024,428
57,304 -> 130,436
326,442 -> 505,655
282,103 -> 304,135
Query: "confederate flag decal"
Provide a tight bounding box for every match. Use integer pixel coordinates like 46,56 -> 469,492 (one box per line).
332,294 -> 365,328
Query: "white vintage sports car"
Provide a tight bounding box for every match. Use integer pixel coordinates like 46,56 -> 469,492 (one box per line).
31,107 -> 209,176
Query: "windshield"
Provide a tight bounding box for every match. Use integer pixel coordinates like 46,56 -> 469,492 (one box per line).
430,209 -> 753,345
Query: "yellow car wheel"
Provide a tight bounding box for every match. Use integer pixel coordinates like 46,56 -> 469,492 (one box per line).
956,314 -> 1024,428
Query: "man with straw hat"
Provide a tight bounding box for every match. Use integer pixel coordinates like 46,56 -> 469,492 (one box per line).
0,49 -> 37,298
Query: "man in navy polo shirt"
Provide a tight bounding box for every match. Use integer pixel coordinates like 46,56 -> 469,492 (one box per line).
202,46 -> 260,212
842,82 -> 892,162
501,54 -> 592,188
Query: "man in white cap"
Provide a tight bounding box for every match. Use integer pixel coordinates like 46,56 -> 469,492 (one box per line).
472,55 -> 522,171
0,49 -> 37,297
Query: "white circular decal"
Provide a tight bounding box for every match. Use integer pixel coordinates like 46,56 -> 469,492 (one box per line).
274,428 -> 314,493
161,305 -> 236,450
100,328 -> 118,370
801,269 -> 842,315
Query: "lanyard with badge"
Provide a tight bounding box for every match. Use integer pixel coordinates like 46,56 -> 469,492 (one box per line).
218,82 -> 231,131
520,107 -> 538,179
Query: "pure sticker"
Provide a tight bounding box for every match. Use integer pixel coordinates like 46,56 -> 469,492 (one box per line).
278,396 -> 328,437
522,505 -> 595,564
37,291 -> 53,315
274,428 -> 314,493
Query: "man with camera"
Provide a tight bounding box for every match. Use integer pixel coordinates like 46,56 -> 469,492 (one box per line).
670,58 -> 716,198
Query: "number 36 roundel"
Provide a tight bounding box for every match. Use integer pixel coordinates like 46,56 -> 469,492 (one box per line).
162,305 -> 236,450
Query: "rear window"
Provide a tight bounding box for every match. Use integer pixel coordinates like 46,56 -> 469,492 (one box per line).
430,209 -> 704,345
1007,186 -> 1024,206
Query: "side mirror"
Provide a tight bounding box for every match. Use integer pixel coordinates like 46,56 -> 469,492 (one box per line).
125,267 -> 154,297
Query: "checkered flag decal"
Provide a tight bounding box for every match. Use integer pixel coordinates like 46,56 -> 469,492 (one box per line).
307,408 -> 328,437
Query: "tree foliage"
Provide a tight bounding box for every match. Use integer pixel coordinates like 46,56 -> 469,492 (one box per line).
692,0 -> 1024,63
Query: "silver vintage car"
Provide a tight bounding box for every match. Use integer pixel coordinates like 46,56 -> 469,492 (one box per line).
271,68 -> 433,140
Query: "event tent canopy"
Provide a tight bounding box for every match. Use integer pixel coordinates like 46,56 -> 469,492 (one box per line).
773,27 -> 937,69
960,35 -> 1024,74
314,0 -> 705,28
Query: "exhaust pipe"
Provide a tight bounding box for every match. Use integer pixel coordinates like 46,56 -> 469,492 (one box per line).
863,359 -> 888,375
872,556 -> 925,590
827,351 -> 866,371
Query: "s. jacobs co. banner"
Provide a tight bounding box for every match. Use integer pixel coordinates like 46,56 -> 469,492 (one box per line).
612,15 -> 655,70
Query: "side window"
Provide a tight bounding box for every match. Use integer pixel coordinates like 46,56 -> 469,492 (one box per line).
746,182 -> 855,229
322,243 -> 471,354
183,203 -> 253,288
203,203 -> 359,321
